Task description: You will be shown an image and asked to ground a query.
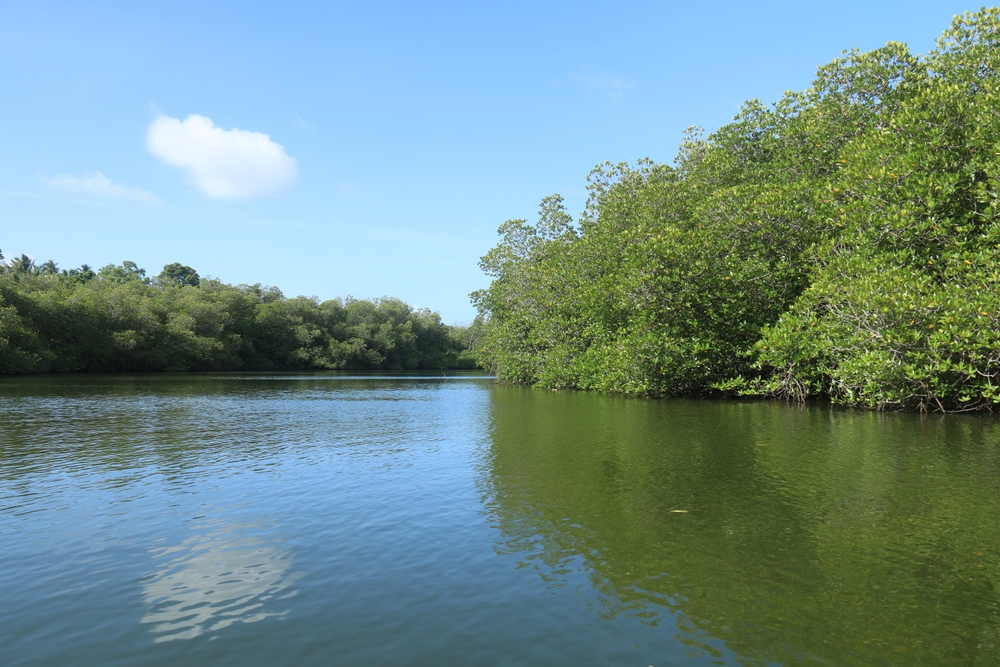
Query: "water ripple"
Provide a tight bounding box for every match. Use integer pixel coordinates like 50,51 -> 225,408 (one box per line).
140,519 -> 298,642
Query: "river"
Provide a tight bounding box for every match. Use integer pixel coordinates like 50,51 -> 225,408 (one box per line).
1,373 -> 998,665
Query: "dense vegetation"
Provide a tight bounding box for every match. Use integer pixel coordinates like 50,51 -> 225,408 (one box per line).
474,8 -> 1000,412
0,254 -> 483,373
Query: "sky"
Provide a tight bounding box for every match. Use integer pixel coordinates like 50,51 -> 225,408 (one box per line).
0,0 -> 978,323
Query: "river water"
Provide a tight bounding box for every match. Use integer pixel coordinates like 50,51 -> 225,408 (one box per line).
1,373 -> 998,666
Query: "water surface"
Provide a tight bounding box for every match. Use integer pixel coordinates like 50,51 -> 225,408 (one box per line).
2,374 -> 998,665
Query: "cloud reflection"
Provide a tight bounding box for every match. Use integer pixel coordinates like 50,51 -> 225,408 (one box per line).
141,521 -> 298,642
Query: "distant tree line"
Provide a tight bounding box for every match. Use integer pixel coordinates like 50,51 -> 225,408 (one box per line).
474,9 -> 1000,412
0,253 -> 484,373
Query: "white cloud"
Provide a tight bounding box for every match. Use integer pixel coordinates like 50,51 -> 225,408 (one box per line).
292,114 -> 314,131
147,114 -> 298,200
43,172 -> 160,204
570,71 -> 634,101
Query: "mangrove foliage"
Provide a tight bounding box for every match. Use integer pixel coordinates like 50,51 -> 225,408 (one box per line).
0,255 -> 483,373
474,8 -> 1000,412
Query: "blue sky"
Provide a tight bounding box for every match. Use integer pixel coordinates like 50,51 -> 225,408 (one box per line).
0,1 -> 975,323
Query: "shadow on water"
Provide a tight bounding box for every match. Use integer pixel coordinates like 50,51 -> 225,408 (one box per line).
480,386 -> 1000,666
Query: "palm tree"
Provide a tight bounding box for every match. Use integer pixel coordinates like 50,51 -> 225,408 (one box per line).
9,254 -> 35,275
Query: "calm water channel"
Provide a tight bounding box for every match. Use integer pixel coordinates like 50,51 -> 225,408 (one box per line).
2,373 -> 999,666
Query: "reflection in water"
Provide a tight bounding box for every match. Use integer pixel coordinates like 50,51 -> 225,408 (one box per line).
482,387 -> 1000,666
141,521 -> 298,642
4,373 -> 1000,665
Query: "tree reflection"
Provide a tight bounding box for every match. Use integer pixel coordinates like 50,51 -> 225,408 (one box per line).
481,387 -> 1000,665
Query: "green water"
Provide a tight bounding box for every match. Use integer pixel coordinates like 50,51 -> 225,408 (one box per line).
2,374 -> 998,665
